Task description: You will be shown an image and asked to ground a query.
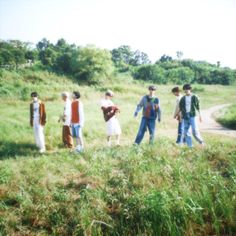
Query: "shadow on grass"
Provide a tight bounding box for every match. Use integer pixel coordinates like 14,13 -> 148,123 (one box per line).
0,141 -> 38,160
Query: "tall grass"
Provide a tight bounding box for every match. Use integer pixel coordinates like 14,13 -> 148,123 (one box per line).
0,69 -> 236,235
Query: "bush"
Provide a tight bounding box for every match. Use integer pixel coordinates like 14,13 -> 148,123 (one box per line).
217,104 -> 236,129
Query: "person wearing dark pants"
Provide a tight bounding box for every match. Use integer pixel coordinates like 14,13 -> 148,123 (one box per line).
172,86 -> 185,145
134,85 -> 161,145
59,92 -> 74,149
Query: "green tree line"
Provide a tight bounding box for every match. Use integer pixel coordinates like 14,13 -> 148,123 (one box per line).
1,38 -> 236,85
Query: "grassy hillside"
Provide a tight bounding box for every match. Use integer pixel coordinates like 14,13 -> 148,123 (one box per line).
0,69 -> 236,235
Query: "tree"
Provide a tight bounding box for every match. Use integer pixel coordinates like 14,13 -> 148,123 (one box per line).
130,50 -> 151,66
71,46 -> 114,84
111,45 -> 150,71
176,51 -> 183,60
159,54 -> 173,63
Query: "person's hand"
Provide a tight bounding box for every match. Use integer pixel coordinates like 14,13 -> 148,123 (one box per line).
158,118 -> 161,123
134,112 -> 138,117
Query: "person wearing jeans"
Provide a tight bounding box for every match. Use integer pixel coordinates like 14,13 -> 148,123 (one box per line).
71,91 -> 84,153
134,85 -> 161,145
172,86 -> 185,144
179,84 -> 204,148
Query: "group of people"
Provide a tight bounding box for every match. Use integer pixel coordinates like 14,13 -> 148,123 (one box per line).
29,83 -> 204,153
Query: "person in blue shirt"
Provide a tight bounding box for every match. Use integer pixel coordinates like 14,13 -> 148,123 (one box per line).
134,85 -> 161,145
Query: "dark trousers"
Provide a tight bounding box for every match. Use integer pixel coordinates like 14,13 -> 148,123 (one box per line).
135,117 -> 156,145
176,121 -> 185,144
62,125 -> 74,148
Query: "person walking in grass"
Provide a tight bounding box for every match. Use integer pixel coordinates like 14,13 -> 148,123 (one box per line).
179,84 -> 204,148
172,86 -> 185,145
30,92 -> 46,153
100,90 -> 122,147
71,91 -> 84,153
59,92 -> 73,149
134,85 -> 161,145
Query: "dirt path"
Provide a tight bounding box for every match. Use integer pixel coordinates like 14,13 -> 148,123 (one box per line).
200,104 -> 236,138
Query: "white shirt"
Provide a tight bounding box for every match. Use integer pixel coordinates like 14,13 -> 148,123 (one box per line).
185,95 -> 192,113
33,102 -> 40,123
100,99 -> 114,107
63,98 -> 71,126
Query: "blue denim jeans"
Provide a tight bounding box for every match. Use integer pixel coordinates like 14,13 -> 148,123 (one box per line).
135,117 -> 156,145
184,113 -> 203,147
176,121 -> 185,144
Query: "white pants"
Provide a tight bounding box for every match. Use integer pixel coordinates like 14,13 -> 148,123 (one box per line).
33,122 -> 45,151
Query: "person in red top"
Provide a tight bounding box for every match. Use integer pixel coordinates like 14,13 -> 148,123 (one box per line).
71,91 -> 84,153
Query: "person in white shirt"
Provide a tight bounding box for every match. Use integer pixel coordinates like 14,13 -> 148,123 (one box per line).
59,92 -> 73,149
100,90 -> 122,147
172,87 -> 185,144
179,84 -> 204,148
30,92 -> 46,153
71,91 -> 84,153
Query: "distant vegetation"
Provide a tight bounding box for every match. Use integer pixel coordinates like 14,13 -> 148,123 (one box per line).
217,105 -> 236,130
1,38 -> 236,85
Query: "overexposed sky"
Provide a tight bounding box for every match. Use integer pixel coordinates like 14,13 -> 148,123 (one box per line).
0,0 -> 236,68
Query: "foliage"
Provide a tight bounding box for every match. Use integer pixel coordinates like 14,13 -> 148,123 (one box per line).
133,58 -> 236,85
71,46 -> 114,84
1,38 -> 236,85
217,104 -> 236,129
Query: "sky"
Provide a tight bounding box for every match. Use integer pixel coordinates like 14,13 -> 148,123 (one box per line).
0,0 -> 236,68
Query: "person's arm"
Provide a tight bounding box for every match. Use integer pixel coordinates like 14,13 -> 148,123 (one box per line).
156,99 -> 161,122
173,98 -> 180,119
134,96 -> 145,117
30,104 -> 33,127
41,103 -> 46,126
64,101 -> 71,121
79,101 -> 84,127
195,95 -> 202,122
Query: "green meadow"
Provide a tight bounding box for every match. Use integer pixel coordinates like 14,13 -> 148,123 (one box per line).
0,69 -> 236,235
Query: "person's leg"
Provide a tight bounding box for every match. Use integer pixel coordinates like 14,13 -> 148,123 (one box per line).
134,117 -> 147,145
33,124 -> 40,148
67,126 -> 74,148
190,117 -> 204,144
177,121 -> 185,144
71,125 -> 77,147
116,134 -> 121,146
147,119 -> 156,144
184,116 -> 192,147
176,122 -> 182,143
76,126 -> 84,149
62,126 -> 67,147
64,126 -> 73,148
107,136 -> 111,147
181,120 -> 186,143
38,125 -> 46,152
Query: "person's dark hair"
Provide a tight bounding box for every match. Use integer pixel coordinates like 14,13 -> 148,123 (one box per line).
172,87 -> 180,93
31,92 -> 38,97
183,84 -> 192,90
73,91 -> 80,99
148,85 -> 156,91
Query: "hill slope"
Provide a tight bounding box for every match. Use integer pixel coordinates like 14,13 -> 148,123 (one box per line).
0,69 -> 236,235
